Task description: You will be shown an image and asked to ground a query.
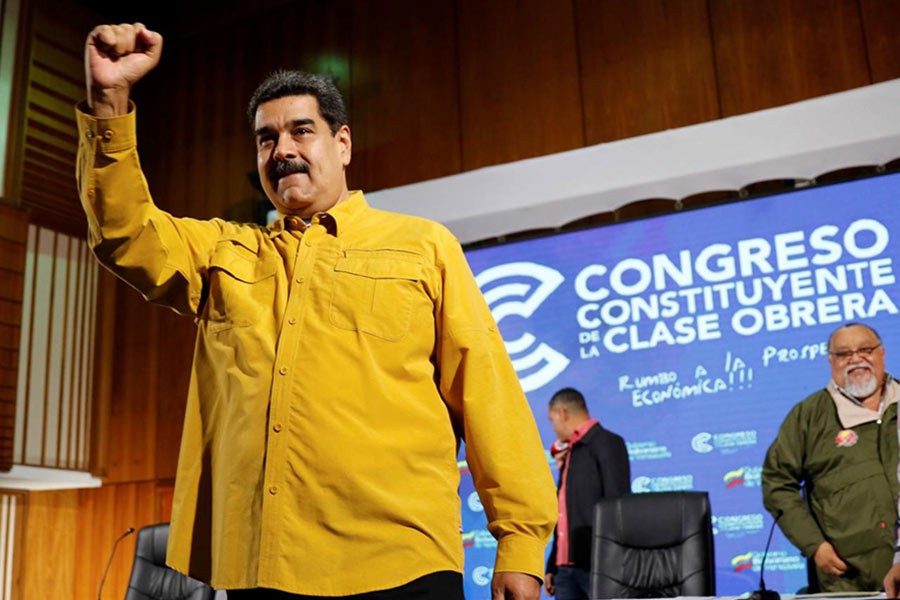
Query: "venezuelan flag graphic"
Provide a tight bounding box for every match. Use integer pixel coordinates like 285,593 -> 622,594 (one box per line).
724,468 -> 746,488
731,552 -> 754,572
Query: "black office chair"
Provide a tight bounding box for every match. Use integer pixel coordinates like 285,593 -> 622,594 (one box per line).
125,523 -> 215,600
590,491 -> 716,598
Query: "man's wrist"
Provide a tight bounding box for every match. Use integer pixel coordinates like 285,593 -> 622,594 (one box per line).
87,87 -> 130,117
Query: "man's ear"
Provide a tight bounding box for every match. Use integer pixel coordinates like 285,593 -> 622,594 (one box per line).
337,125 -> 352,166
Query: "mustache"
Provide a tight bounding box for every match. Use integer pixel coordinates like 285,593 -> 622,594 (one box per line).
844,363 -> 873,377
269,159 -> 310,184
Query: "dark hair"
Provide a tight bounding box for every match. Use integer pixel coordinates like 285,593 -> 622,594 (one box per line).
549,387 -> 588,414
828,322 -> 882,351
247,70 -> 347,135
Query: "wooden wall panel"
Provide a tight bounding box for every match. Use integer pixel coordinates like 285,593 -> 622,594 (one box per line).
576,0 -> 720,144
21,489 -> 78,599
73,482 -> 159,600
103,286 -> 159,483
18,482 -> 164,600
0,205 -> 26,473
16,1 -> 99,238
0,491 -> 26,600
710,0 -> 872,117
2,461 -> 169,598
348,0 -> 461,193
457,0 -> 584,170
859,0 -> 900,82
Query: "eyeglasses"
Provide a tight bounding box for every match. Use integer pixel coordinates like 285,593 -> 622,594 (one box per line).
829,344 -> 882,360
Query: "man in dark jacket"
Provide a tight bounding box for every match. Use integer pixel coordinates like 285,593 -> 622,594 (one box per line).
544,387 -> 631,599
763,322 -> 898,593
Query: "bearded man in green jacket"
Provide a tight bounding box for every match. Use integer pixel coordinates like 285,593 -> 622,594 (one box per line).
763,322 -> 898,593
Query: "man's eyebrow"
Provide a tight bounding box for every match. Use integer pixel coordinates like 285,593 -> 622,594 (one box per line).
255,119 -> 316,138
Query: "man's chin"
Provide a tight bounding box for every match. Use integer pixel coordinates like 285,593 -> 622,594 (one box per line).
844,376 -> 878,399
273,193 -> 315,214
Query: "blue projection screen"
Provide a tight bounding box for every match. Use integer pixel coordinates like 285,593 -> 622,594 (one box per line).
457,172 -> 900,599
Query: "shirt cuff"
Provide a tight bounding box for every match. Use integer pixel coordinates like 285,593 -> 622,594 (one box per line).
493,534 -> 549,582
75,100 -> 137,154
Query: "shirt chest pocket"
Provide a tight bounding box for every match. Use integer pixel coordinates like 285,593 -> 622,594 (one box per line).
329,251 -> 424,342
205,239 -> 277,332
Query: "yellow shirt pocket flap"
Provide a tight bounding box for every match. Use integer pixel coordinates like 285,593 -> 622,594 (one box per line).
210,240 -> 277,283
334,252 -> 423,281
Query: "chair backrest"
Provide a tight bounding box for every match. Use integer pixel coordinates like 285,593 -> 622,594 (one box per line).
125,523 -> 215,600
590,491 -> 715,599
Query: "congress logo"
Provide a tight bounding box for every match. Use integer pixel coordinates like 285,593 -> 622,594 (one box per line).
467,491 -> 484,512
691,432 -> 714,453
712,513 -> 765,538
472,566 -> 494,586
631,474 -> 694,493
692,430 -> 757,454
475,262 -> 569,392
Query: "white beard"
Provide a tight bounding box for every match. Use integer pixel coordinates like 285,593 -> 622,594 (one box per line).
843,365 -> 878,399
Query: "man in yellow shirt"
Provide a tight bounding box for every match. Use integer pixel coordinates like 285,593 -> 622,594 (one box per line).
79,22 -> 556,600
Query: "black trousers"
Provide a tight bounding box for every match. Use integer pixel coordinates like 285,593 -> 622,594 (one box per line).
227,571 -> 464,600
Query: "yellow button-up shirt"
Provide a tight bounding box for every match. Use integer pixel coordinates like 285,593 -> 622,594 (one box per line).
76,105 -> 557,595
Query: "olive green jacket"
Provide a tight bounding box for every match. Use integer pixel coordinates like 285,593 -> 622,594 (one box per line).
763,380 -> 899,581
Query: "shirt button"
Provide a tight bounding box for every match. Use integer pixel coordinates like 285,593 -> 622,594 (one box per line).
268,485 -> 278,495
288,317 -> 297,325
304,239 -> 312,247
102,129 -> 114,141
295,276 -> 304,284
273,423 -> 283,433
85,130 -> 95,139
278,367 -> 288,375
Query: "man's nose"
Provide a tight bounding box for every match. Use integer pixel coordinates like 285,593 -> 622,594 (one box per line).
273,134 -> 298,161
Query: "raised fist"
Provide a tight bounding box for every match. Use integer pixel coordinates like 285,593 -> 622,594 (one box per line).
85,23 -> 163,115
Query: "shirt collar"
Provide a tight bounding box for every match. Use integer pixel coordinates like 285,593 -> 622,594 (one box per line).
828,373 -> 898,428
267,190 -> 368,239
569,419 -> 599,446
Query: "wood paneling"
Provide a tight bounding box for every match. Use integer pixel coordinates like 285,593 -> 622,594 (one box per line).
457,0 -> 584,170
859,0 -> 900,82
0,492 -> 26,600
16,2 -> 97,238
73,482 -> 159,599
19,482 -> 167,599
710,0 -> 872,117
576,0 -> 720,144
0,205 -> 26,472
21,489 -> 78,599
349,0 -> 461,193
103,286 -> 159,482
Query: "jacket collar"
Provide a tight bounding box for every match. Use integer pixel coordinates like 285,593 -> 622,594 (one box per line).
828,373 -> 898,428
570,419 -> 599,446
